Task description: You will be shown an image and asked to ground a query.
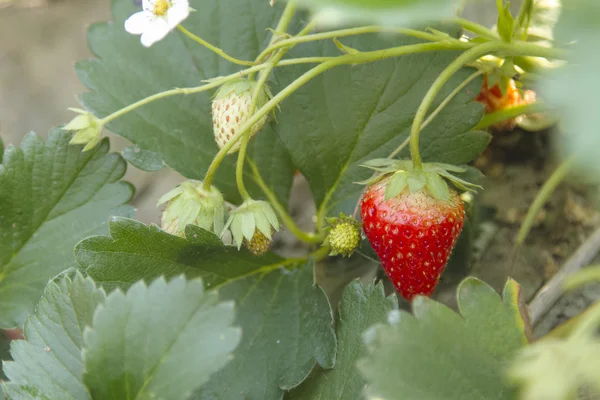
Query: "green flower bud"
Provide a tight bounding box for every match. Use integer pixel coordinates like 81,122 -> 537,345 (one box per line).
158,180 -> 225,237
223,199 -> 280,255
64,108 -> 103,151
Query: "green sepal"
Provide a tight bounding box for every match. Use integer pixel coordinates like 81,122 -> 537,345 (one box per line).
425,172 -> 450,202
159,180 -> 226,237
358,158 -> 483,203
223,199 -> 280,249
407,172 -> 426,192
497,1 -> 516,43
384,171 -> 409,201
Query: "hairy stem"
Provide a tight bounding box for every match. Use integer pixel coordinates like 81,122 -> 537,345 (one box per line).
249,159 -> 322,244
177,25 -> 256,66
205,40 -> 475,190
257,25 -> 458,61
454,18 -> 499,40
235,1 -> 298,200
409,40 -> 564,171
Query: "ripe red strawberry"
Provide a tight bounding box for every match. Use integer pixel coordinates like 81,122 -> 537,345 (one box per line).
359,162 -> 470,300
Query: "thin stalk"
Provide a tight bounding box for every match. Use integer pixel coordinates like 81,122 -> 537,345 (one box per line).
257,25 -> 456,61
97,58 -> 334,126
205,40 -> 477,189
177,25 -> 256,66
409,40 -> 564,171
249,159 -> 322,244
235,1 -> 298,199
516,157 -> 575,246
388,70 -> 483,160
454,18 -> 500,40
422,69 -> 484,130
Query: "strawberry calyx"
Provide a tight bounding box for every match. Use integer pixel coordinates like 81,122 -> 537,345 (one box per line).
358,159 -> 482,203
158,180 -> 226,237
222,199 -> 280,252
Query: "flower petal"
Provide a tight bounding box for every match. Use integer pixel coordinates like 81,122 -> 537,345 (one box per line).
142,0 -> 155,12
140,18 -> 171,47
125,11 -> 153,35
166,2 -> 190,28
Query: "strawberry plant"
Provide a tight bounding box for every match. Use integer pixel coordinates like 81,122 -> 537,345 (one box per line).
1,0 -> 600,399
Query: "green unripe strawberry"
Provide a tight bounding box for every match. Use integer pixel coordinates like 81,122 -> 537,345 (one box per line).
223,199 -> 280,256
212,78 -> 272,154
244,229 -> 273,256
325,214 -> 362,257
158,180 -> 225,237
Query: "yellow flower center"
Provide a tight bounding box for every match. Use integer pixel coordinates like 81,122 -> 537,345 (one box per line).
153,0 -> 170,16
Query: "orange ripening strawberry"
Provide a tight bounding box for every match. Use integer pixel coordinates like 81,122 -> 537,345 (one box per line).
358,160 -> 476,300
475,73 -> 536,131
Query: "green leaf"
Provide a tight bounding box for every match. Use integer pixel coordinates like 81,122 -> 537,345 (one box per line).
274,30 -> 487,216
0,129 -> 133,328
543,0 -> 600,178
359,278 -> 528,400
196,264 -> 336,400
77,0 -> 295,204
295,0 -> 458,27
122,145 -> 164,172
74,218 -> 285,292
77,220 -> 336,400
287,281 -> 397,400
0,137 -> 4,164
384,171 -> 408,200
497,2 -> 516,42
83,275 -> 240,400
2,273 -> 105,400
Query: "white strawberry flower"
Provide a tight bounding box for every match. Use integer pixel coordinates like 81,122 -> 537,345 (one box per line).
125,0 -> 190,47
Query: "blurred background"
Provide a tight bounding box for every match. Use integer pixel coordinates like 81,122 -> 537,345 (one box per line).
0,0 -> 183,225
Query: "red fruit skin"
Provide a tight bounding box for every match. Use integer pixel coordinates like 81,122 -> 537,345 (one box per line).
361,178 -> 465,300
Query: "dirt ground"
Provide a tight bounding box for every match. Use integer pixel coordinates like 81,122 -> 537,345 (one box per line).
1,0 -> 599,343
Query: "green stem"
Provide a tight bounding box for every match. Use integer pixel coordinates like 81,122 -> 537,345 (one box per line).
386,72 -> 483,161
454,18 -> 500,40
235,1 -> 298,199
205,40 -> 474,190
387,72 -> 483,160
97,58 -> 333,126
565,266 -> 600,291
177,25 -> 256,66
515,156 -> 575,245
475,101 -> 550,130
570,300 -> 600,341
236,49 -> 288,200
423,70 -> 484,130
257,25 -> 457,61
409,40 -> 564,171
249,159 -> 322,244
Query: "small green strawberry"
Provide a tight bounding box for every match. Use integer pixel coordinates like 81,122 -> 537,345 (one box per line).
324,214 -> 362,257
63,108 -> 103,151
223,199 -> 280,256
359,160 -> 481,300
212,78 -> 272,154
158,180 -> 225,237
